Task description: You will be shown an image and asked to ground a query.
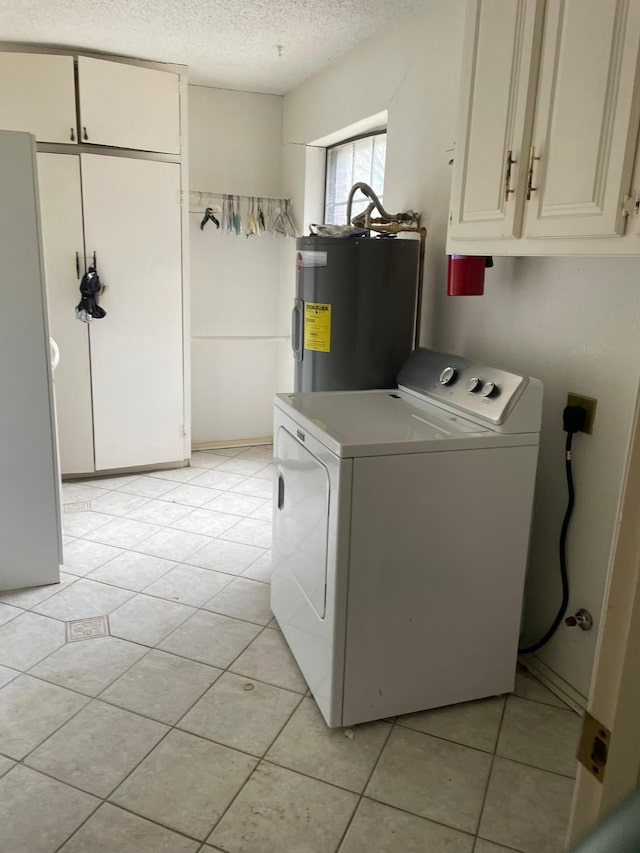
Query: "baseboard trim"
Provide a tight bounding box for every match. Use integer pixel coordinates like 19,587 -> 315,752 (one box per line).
518,653 -> 587,713
192,437 -> 272,451
62,459 -> 189,481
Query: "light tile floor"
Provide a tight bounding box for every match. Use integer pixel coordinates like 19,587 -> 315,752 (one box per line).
0,445 -> 581,853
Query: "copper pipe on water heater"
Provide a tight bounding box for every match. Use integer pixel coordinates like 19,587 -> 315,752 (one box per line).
368,223 -> 427,349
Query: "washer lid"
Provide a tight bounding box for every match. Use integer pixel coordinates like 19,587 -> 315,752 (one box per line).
275,389 -> 539,458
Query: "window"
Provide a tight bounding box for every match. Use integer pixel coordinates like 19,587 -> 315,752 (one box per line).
324,131 -> 387,225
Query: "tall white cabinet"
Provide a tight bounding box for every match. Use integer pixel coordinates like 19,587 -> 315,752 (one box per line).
37,153 -> 94,474
82,155 -> 184,470
447,0 -> 640,255
0,49 -> 188,475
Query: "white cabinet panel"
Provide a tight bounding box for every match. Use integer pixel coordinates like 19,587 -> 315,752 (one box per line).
449,0 -> 544,240
524,0 -> 640,238
78,57 -> 180,154
0,53 -> 76,144
81,154 -> 184,470
37,153 -> 94,475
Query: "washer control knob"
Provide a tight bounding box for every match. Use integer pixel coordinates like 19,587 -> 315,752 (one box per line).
439,366 -> 457,386
467,377 -> 481,393
481,381 -> 497,398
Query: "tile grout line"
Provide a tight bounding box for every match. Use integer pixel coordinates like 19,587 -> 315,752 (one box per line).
64,464 -> 269,550
51,611 -> 293,849
4,613 -> 282,703
63,540 -> 270,589
1,622 -> 581,786
472,692 -> 509,846
50,792 -> 103,853
24,450 -> 274,847
7,473 -> 273,610
47,622 -> 272,850
4,710 -> 565,853
103,619 -> 301,843
7,673 -> 575,843
360,790 -> 480,842
333,721 -> 396,853
7,593 -> 275,768
1,610 -> 581,788
58,501 -> 271,579
203,693 -> 308,845
15,603 -> 284,709
3,688 -> 578,795
13,565 -> 273,630
176,691 -> 307,765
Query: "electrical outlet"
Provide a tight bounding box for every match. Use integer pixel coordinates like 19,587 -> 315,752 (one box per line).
567,393 -> 597,434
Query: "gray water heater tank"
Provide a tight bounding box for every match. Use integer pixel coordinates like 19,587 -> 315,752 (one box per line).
292,235 -> 420,392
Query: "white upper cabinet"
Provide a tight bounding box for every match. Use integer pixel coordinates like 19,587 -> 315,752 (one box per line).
0,53 -> 77,144
448,0 -> 640,254
449,0 -> 544,240
77,57 -> 181,154
523,0 -> 640,238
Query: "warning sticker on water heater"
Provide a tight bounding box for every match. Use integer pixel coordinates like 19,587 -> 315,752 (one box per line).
304,302 -> 331,352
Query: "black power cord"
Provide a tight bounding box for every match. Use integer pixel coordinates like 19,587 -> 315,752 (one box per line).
518,405 -> 587,654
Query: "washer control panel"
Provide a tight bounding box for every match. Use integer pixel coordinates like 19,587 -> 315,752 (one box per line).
398,349 -> 528,426
439,366 -> 457,386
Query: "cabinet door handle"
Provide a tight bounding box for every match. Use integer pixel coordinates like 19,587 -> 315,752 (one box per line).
526,146 -> 541,200
75,252 -> 80,279
82,126 -> 89,141
504,150 -> 516,200
70,127 -> 75,142
277,474 -> 285,510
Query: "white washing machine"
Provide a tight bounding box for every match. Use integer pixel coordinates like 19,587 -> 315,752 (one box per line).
271,348 -> 543,728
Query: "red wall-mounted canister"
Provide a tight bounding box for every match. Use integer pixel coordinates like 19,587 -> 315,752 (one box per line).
447,255 -> 487,296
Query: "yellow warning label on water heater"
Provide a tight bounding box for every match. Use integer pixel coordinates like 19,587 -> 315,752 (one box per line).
304,302 -> 331,352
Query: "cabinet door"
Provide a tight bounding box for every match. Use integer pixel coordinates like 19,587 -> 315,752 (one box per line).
449,0 -> 545,240
78,57 -> 180,154
37,154 -> 95,475
81,154 -> 184,471
0,53 -> 77,144
524,0 -> 640,238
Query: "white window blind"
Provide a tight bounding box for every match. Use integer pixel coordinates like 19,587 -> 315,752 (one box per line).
324,133 -> 387,225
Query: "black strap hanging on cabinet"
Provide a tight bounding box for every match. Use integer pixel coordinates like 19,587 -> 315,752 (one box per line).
76,253 -> 106,323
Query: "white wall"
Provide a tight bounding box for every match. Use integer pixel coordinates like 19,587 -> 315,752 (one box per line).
189,85 -> 286,443
437,257 -> 640,699
282,0 -> 460,347
283,0 -> 640,701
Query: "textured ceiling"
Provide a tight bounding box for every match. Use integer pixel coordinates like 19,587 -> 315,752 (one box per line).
1,0 -> 420,94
